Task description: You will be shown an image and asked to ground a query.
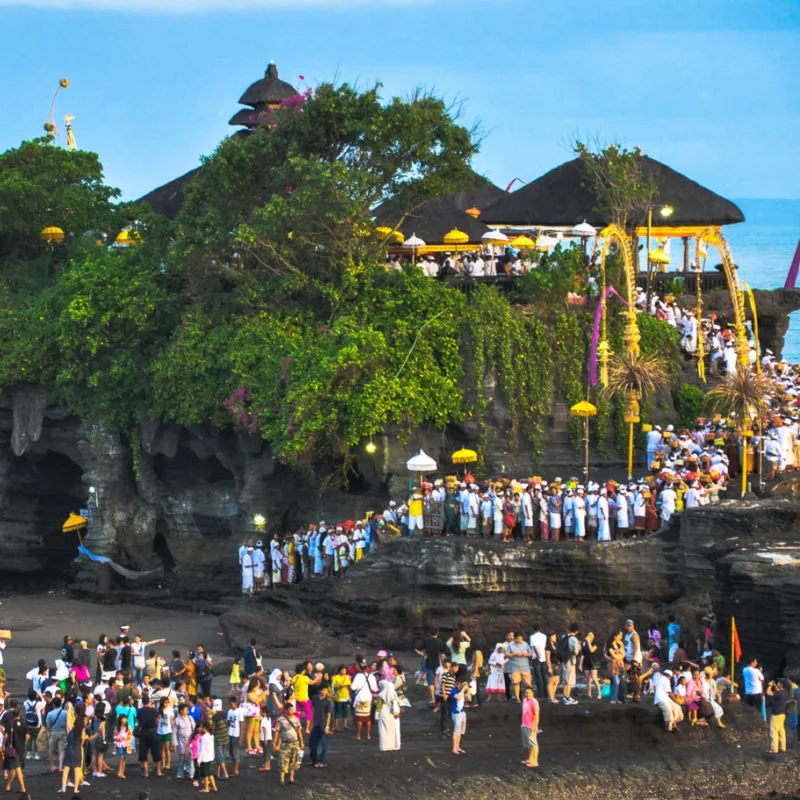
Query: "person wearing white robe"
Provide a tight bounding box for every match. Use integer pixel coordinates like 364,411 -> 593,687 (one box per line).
573,488 -> 587,540
597,490 -> 610,542
723,343 -> 737,375
377,680 -> 401,751
271,541 -> 282,585
241,547 -> 254,595
615,489 -> 630,536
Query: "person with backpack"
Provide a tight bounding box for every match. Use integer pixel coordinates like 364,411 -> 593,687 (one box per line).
558,624 -> 581,705
23,689 -> 43,761
194,649 -> 213,699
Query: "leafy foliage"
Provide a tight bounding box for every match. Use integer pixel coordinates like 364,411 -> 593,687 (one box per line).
515,243 -> 587,304
674,383 -> 706,429
574,141 -> 656,234
0,88 -> 690,478
0,137 -> 121,264
705,365 -> 777,431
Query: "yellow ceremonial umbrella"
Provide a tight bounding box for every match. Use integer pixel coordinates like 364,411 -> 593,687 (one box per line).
649,248 -> 670,265
451,448 -> 478,464
465,207 -> 481,219
443,228 -> 470,245
113,229 -> 142,248
570,401 -> 597,485
62,511 -> 87,544
511,235 -> 536,249
451,447 -> 478,478
41,226 -> 65,245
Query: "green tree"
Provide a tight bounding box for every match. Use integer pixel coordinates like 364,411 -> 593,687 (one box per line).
574,141 -> 657,235
173,82 -> 479,305
0,136 -> 121,264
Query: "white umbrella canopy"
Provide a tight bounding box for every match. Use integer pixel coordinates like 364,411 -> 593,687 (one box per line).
407,449 -> 437,472
571,219 -> 597,237
403,234 -> 426,248
535,234 -> 559,251
481,229 -> 509,244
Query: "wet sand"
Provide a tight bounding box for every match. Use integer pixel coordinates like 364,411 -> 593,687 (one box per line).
2,594 -> 800,800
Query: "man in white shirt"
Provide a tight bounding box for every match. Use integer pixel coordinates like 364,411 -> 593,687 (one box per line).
252,542 -> 266,592
660,483 -> 677,523
646,426 -> 663,468
742,656 -> 764,708
528,624 -> 548,700
644,665 -> 683,731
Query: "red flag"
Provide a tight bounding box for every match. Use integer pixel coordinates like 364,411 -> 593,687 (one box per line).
732,618 -> 742,664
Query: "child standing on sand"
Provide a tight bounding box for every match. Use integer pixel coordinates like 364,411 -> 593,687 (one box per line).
197,723 -> 217,793
115,716 -> 132,778
229,657 -> 242,693
258,706 -> 272,772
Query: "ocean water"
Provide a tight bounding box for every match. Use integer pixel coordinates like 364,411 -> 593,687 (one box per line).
724,199 -> 800,360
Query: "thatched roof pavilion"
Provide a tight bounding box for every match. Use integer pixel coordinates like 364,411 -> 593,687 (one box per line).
481,156 -> 744,233
375,173 -> 504,245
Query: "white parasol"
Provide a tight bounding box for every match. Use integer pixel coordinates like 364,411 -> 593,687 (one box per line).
571,220 -> 597,237
403,233 -> 426,265
407,449 -> 437,472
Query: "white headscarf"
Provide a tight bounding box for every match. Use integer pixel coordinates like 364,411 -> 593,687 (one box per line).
268,668 -> 283,687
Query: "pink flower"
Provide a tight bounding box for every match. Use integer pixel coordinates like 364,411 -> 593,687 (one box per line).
299,74 -> 305,81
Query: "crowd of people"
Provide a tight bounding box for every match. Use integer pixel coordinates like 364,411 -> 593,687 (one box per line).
0,607 -> 796,793
238,466 -> 732,593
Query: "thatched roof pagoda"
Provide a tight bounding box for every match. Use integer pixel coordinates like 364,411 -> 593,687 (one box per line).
481,156 -> 745,232
137,62 -> 298,218
228,62 -> 300,129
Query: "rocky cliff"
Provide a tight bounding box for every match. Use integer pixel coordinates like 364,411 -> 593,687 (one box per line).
214,500 -> 800,674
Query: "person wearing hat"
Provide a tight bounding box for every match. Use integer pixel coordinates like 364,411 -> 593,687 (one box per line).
615,487 -> 630,539
597,488 -> 610,542
646,425 -> 663,469
586,484 -> 599,540
573,487 -> 586,540
252,540 -> 266,592
641,663 -> 683,731
241,545 -> 255,597
563,489 -> 575,539
660,482 -> 677,524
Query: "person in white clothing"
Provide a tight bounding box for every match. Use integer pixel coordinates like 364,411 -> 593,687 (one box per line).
660,484 -> 677,522
573,487 -> 586,540
241,547 -> 255,596
643,665 -> 683,731
252,542 -> 266,592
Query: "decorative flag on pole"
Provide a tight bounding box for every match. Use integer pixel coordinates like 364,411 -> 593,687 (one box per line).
732,617 -> 742,664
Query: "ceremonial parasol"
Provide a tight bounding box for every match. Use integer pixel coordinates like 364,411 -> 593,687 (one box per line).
63,512 -> 87,545
571,220 -> 597,238
407,449 -> 437,487
451,448 -> 478,464
535,234 -> 559,252
481,230 -> 509,244
510,235 -> 536,249
443,228 -> 470,247
403,233 -> 426,264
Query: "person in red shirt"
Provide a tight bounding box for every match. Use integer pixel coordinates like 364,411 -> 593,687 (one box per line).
521,686 -> 539,768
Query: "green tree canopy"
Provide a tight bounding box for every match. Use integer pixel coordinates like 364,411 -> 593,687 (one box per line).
0,136 -> 121,263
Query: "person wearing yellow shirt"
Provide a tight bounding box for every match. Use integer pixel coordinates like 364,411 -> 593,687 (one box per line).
408,491 -> 424,536
330,666 -> 352,731
290,664 -> 321,735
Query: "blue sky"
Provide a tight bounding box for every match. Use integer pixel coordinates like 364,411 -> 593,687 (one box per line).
1,0 -> 798,201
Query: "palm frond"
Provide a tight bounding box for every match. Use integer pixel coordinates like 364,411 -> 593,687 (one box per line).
706,366 -> 778,428
605,352 -> 671,398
